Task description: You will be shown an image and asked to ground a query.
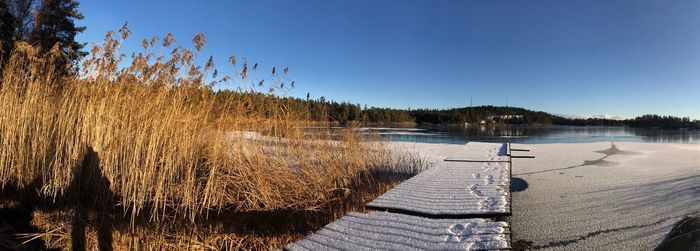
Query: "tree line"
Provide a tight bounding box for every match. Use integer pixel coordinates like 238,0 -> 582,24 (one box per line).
212,90 -> 413,125
0,0 -> 84,74
626,114 -> 699,129
409,106 -> 553,125
212,91 -> 699,129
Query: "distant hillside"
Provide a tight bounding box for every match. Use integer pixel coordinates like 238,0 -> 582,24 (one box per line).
409,106 -> 553,125
406,107 -> 699,129
213,91 -> 699,129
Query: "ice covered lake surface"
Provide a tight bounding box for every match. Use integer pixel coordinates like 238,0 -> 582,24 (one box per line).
386,141 -> 700,250
355,125 -> 700,144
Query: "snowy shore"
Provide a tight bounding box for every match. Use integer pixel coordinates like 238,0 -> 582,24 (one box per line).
388,141 -> 700,250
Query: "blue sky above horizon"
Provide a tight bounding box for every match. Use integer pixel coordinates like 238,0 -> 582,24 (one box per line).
77,0 -> 699,119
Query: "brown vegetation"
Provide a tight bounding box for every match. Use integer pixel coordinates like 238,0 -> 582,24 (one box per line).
0,25 -> 425,250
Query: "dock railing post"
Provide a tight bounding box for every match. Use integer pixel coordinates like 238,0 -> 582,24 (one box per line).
508,141 -> 513,216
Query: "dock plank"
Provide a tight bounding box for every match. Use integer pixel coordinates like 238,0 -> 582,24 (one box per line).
366,142 -> 511,217
284,211 -> 512,251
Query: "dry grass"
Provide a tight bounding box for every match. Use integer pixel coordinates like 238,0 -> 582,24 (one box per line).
0,24 -> 426,250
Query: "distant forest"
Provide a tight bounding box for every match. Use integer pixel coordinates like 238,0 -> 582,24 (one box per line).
217,91 -> 700,130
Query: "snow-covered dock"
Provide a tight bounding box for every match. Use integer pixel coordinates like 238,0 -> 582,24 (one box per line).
285,211 -> 512,251
286,142 -> 514,250
367,143 -> 511,217
366,161 -> 511,217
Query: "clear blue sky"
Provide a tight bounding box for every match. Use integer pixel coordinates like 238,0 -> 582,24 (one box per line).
77,0 -> 699,119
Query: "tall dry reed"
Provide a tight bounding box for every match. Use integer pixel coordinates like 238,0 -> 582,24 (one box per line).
0,24 -> 423,249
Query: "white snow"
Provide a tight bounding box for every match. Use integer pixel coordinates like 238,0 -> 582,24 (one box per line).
509,142 -> 698,250
285,211 -> 511,251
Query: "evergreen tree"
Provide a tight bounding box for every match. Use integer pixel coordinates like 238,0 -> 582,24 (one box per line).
7,0 -> 36,41
30,0 -> 85,63
0,0 -> 15,64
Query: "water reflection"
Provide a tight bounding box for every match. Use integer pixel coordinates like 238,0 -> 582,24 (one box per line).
363,125 -> 700,144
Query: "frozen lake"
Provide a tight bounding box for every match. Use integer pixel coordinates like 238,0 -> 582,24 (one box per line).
365,125 -> 700,144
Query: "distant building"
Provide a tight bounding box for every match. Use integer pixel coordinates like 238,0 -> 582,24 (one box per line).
487,115 -> 524,120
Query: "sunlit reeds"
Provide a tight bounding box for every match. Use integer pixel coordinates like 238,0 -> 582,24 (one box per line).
0,24 -> 424,249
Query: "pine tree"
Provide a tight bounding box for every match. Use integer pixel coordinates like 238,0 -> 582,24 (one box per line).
0,0 -> 15,64
30,0 -> 85,63
7,0 -> 36,41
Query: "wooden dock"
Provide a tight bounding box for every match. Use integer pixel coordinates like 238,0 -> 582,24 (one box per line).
366,161 -> 510,217
285,211 -> 512,251
286,142 -> 517,251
